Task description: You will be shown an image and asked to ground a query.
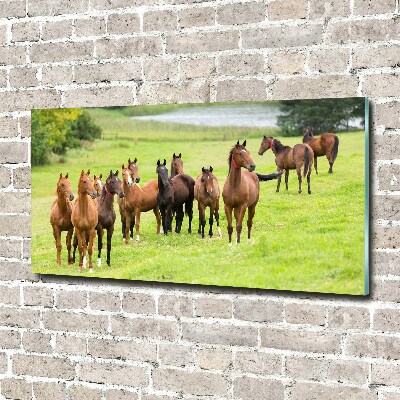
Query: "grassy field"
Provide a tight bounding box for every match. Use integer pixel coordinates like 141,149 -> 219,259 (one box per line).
32,107 -> 366,295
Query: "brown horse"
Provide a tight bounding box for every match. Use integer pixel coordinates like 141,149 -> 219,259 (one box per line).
303,127 -> 339,174
96,170 -> 124,267
121,163 -> 161,244
194,166 -> 221,238
258,136 -> 313,195
50,173 -> 75,266
222,141 -> 259,245
93,174 -> 103,197
71,170 -> 98,272
171,153 -> 183,178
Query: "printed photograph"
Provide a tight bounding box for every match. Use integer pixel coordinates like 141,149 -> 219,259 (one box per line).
31,98 -> 368,295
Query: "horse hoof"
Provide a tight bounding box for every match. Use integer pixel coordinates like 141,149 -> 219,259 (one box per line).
218,227 -> 222,237
89,268 -> 93,273
228,242 -> 232,247
136,235 -> 140,242
308,191 -> 312,194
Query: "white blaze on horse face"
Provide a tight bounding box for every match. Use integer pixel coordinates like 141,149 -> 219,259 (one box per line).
127,171 -> 133,186
97,180 -> 103,190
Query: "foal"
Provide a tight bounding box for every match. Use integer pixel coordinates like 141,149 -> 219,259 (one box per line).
258,136 -> 313,195
194,166 -> 221,238
93,174 -> 103,197
171,153 -> 183,177
50,173 -> 74,266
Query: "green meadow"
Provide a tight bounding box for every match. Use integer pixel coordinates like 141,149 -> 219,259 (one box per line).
32,106 -> 366,295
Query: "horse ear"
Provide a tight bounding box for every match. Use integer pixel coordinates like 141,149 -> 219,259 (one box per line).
157,160 -> 160,166
81,170 -> 84,175
122,164 -> 125,169
109,170 -> 113,177
87,169 -> 90,175
210,166 -> 213,172
59,173 -> 62,179
94,175 -> 97,180
236,140 -> 240,146
128,158 -> 131,164
242,140 -> 247,147
173,153 -> 176,159
263,135 -> 266,139
115,170 -> 119,176
163,159 -> 166,166
99,173 -> 102,179
202,167 -> 205,172
133,158 -> 137,164
179,153 -> 181,158
65,173 -> 68,179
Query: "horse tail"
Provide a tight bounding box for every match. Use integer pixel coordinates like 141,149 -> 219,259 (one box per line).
303,146 -> 310,178
332,135 -> 339,162
256,172 -> 282,181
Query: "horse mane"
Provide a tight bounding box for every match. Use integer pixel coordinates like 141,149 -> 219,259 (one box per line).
273,139 -> 289,153
228,145 -> 244,173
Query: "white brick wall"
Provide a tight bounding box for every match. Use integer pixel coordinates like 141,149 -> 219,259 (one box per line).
0,0 -> 399,398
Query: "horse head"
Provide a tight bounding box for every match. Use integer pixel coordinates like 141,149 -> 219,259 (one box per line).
231,140 -> 256,172
156,159 -> 169,187
78,169 -> 97,199
93,173 -> 103,197
57,173 -> 74,201
171,152 -> 183,175
303,127 -> 315,143
121,164 -> 134,187
106,170 -> 124,198
201,166 -> 215,196
258,135 -> 275,155
128,158 -> 140,183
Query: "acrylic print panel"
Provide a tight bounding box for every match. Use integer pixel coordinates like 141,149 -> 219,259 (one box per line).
31,98 -> 369,295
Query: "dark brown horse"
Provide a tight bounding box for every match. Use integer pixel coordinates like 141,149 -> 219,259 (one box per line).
222,141 -> 259,245
96,170 -> 124,267
170,153 -> 183,178
194,166 -> 221,238
258,136 -> 313,195
71,170 -> 98,272
156,159 -> 194,235
121,163 -> 161,244
50,173 -> 74,266
303,127 -> 339,174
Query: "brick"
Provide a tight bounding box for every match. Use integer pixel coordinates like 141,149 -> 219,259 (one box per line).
108,13 -> 140,35
0,352 -> 8,374
12,21 -> 39,42
19,116 -> 30,138
74,17 -> 105,37
374,309 -> 400,333
378,164 -> 400,191
261,328 -> 341,354
166,31 -> 239,54
159,343 -> 193,367
122,292 -> 156,314
216,79 -> 266,102
326,18 -> 400,44
0,69 -> 7,89
0,89 -> 61,112
327,306 -> 370,329
33,382 -> 67,400
111,316 -> 178,340
374,251 -> 400,275
270,75 -> 358,99
1,379 -> 32,400
179,7 -> 215,28
285,303 -> 325,326
89,291 -> 120,311
0,166 -> 11,188
353,45 -> 400,70
290,382 -> 375,400
13,167 -> 31,189
0,192 -> 30,213
13,354 -> 75,379
153,368 -> 228,396
70,385 -> 102,400
22,239 -> 30,259
56,289 -> 86,309
328,360 -> 369,384
218,2 -> 265,25
345,333 -> 400,359
269,52 -> 305,74
0,261 -> 39,282
180,57 -> 215,79
242,24 -> 323,49
373,135 -> 400,160
0,25 -> 7,45
24,285 -> 54,307
0,285 -> 20,305
308,48 -> 350,74
286,357 -> 328,380
43,310 -> 108,335
143,10 -> 176,31
55,334 -> 87,356
88,338 -> 157,362
218,53 -> 264,76
373,226 -> 400,249
197,348 -> 232,370
268,0 -> 307,20
80,361 -> 148,387
233,376 -> 284,400
42,65 -> 73,86
63,86 -> 133,108
0,46 -> 26,66
158,294 -> 193,317
28,0 -> 89,16
143,58 -> 178,81
310,0 -> 349,18
0,116 -> 18,138
0,215 -> 30,236
235,351 -> 281,375
381,393 -> 400,400
30,41 -> 93,63
182,321 -> 257,346
0,239 -> 21,258
363,74 -> 400,98
42,20 -> 73,40
234,299 -> 283,323
0,0 -> 26,18
373,280 -> 400,302
0,330 -> 20,349
105,389 -> 138,400
22,331 -> 52,353
353,0 -> 395,15
138,80 -> 209,105
195,297 -> 232,319
96,37 -> 163,59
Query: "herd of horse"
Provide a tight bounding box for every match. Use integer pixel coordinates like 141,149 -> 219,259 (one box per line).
49,128 -> 339,272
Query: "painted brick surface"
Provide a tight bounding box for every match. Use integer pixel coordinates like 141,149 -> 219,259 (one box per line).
0,1 -> 398,398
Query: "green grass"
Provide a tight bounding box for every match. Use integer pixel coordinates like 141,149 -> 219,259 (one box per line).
32,108 -> 366,295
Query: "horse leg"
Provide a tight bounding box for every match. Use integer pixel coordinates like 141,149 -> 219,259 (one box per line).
327,152 -> 334,173
208,205 -> 214,238
72,234 -> 78,263
234,205 -> 247,244
125,212 -> 131,244
76,231 -> 84,273
121,217 -> 126,241
53,226 -> 62,267
97,227 -> 103,268
307,167 -> 312,195
186,200 -> 193,234
88,229 -> 95,272
153,206 -> 161,234
215,204 -> 222,237
314,155 -> 318,175
247,203 -> 256,240
276,169 -> 283,192
175,206 -> 184,234
224,204 -> 233,245
198,202 -> 206,238
134,208 -> 141,242
285,170 -> 289,191
167,205 -> 173,233
66,228 -> 73,265
297,166 -> 302,194
160,205 -> 168,235
130,213 -> 135,239
106,226 -> 113,267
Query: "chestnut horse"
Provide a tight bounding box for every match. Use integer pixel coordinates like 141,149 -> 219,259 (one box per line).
303,127 -> 339,174
258,136 -> 313,195
93,174 -> 103,197
171,153 -> 183,178
194,166 -> 221,238
71,170 -> 98,272
96,170 -> 124,267
121,163 -> 161,244
222,141 -> 259,245
156,159 -> 194,235
50,173 -> 75,266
